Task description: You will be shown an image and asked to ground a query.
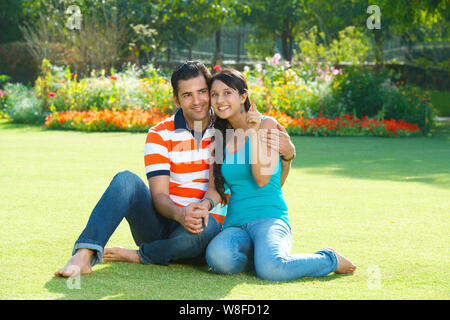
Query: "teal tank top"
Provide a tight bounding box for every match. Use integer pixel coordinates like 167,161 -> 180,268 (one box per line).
221,126 -> 289,229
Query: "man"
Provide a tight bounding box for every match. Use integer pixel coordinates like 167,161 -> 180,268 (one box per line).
55,61 -> 295,277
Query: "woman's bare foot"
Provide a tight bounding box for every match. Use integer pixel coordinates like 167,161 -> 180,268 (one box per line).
324,247 -> 356,274
55,248 -> 93,277
102,247 -> 141,264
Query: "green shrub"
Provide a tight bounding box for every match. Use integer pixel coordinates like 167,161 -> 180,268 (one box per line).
2,83 -> 44,124
330,67 -> 435,133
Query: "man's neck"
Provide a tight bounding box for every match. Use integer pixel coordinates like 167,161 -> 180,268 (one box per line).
185,113 -> 211,133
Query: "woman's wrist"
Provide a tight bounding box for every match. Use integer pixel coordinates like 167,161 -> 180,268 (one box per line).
202,197 -> 215,211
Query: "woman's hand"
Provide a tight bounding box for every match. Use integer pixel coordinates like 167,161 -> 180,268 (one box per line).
246,99 -> 262,132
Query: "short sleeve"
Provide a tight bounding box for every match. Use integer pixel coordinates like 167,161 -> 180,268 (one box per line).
144,129 -> 170,179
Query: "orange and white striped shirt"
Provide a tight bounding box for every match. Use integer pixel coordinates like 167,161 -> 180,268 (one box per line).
144,108 -> 227,225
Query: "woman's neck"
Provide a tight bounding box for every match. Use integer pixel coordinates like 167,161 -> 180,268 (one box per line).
227,111 -> 248,131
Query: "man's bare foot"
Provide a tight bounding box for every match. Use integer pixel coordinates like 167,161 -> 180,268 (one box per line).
55,248 -> 93,277
102,247 -> 141,264
324,247 -> 357,274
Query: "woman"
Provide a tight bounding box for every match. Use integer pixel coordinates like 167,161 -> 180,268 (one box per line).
201,69 -> 356,281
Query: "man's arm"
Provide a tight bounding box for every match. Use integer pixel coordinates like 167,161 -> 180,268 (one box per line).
148,175 -> 208,234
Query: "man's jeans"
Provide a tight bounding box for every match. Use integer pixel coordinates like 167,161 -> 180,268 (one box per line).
205,218 -> 338,281
73,170 -> 221,266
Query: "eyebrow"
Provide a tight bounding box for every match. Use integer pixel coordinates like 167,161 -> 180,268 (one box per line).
180,87 -> 208,96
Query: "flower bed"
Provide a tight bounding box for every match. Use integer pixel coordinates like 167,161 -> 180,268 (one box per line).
45,108 -> 420,137
44,107 -> 169,132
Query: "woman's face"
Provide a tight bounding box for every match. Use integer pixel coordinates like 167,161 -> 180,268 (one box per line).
210,79 -> 246,119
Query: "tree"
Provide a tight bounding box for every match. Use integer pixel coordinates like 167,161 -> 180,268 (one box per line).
245,0 -> 308,61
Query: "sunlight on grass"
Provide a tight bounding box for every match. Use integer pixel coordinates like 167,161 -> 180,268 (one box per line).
1,120 -> 449,299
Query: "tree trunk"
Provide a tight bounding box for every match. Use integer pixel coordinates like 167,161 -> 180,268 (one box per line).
373,29 -> 384,72
236,31 -> 241,64
213,29 -> 223,65
281,33 -> 288,60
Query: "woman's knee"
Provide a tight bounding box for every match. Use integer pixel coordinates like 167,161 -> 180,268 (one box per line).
206,241 -> 248,275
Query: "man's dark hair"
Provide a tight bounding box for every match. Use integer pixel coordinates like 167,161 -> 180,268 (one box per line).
171,61 -> 212,100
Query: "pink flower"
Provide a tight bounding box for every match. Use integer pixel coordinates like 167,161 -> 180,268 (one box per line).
271,53 -> 281,66
0,90 -> 5,97
213,65 -> 221,71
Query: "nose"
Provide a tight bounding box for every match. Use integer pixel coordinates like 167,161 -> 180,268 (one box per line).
192,92 -> 201,105
216,92 -> 224,104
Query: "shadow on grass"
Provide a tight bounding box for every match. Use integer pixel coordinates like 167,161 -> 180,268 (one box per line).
288,122 -> 450,190
44,261 -> 344,300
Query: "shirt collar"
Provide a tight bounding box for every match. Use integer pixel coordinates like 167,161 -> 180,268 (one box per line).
174,108 -> 214,132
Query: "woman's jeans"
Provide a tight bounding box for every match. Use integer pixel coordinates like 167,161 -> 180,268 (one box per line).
73,170 -> 221,267
205,218 -> 338,281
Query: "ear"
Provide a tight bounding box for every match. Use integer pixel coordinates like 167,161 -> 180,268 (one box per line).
173,95 -> 180,108
240,91 -> 248,104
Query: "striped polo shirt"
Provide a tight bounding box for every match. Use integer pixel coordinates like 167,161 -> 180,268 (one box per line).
144,108 -> 227,225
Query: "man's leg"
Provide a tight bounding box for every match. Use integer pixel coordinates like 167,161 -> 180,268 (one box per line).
55,170 -> 170,277
136,214 -> 222,265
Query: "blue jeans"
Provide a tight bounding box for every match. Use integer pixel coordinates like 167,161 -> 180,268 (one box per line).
73,170 -> 221,267
205,218 -> 338,281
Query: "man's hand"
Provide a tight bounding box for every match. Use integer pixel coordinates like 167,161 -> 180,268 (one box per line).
180,202 -> 209,234
262,123 -> 295,161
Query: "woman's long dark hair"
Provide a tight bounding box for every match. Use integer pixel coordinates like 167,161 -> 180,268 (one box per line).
209,69 -> 251,205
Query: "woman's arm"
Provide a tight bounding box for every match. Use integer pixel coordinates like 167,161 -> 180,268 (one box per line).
249,117 -> 280,188
199,142 -> 224,211
262,122 -> 295,187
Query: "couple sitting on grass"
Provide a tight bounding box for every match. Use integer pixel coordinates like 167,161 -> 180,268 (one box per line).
55,61 -> 356,281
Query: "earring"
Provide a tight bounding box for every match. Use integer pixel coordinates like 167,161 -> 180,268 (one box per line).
241,108 -> 244,114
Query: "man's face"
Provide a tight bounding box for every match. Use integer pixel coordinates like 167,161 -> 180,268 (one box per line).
173,75 -> 210,128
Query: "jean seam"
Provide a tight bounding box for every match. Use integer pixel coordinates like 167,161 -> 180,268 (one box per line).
137,246 -> 153,265
72,242 -> 104,267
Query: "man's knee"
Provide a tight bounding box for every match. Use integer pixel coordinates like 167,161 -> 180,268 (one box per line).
112,170 -> 143,193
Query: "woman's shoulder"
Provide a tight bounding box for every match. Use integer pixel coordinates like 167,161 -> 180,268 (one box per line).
260,115 -> 278,129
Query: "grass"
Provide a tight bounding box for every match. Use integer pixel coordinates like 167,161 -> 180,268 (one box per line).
0,119 -> 449,300
430,90 -> 450,117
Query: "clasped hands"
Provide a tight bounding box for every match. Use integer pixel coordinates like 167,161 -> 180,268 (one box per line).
180,202 -> 210,234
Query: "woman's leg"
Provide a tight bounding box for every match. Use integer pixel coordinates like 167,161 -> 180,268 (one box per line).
247,218 -> 339,281
206,227 -> 253,275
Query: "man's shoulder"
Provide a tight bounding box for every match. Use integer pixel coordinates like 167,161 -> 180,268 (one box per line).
149,114 -> 176,134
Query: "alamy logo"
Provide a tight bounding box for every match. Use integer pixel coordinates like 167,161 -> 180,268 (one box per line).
65,4 -> 82,30
367,5 -> 381,30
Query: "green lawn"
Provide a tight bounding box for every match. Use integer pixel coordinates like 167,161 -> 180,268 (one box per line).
1,119 -> 449,300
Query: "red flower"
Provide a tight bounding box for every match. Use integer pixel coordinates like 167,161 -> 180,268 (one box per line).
71,73 -> 76,79
48,92 -> 57,98
213,65 -> 221,71
110,75 -> 118,81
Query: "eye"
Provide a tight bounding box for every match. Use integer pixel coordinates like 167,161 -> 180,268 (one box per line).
211,92 -> 218,97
